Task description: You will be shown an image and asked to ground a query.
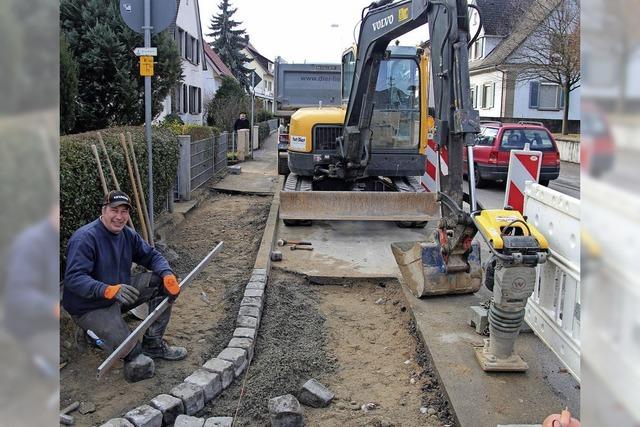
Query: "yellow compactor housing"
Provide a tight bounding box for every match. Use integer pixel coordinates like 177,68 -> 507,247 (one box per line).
474,209 -> 549,251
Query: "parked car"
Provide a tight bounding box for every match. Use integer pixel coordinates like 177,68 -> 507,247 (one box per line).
581,102 -> 615,177
464,121 -> 561,187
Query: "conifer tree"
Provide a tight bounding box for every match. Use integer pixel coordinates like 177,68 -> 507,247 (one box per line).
60,0 -> 182,132
207,0 -> 252,89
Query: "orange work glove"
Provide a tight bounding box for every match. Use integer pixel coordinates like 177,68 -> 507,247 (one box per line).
163,274 -> 180,302
104,284 -> 139,305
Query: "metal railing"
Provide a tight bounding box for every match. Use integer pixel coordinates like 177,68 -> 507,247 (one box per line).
177,132 -> 228,201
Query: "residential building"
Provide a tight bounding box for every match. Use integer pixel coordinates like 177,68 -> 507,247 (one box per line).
202,42 -> 235,117
158,0 -> 208,125
467,0 -> 580,132
243,42 -> 275,112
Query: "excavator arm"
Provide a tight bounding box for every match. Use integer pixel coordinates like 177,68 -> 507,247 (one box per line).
343,0 -> 479,214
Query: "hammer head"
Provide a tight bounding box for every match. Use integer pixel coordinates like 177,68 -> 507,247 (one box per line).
277,239 -> 285,247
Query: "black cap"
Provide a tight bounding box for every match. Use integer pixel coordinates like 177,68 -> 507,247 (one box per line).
103,190 -> 132,209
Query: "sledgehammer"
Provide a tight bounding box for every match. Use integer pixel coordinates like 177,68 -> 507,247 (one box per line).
277,239 -> 312,247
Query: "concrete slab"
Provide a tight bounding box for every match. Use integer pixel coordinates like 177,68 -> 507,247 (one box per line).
402,284 -> 580,426
174,200 -> 198,215
275,219 -> 427,280
212,132 -> 278,196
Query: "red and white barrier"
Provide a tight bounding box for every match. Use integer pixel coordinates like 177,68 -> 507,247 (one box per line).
504,148 -> 542,213
421,139 -> 448,192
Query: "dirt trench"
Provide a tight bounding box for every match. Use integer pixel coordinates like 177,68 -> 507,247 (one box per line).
60,188 -> 455,427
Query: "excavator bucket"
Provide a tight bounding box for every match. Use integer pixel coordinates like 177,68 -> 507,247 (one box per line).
279,191 -> 440,221
391,236 -> 482,297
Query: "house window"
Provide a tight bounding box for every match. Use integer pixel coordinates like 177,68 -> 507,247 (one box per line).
471,37 -> 484,60
195,39 -> 199,64
481,82 -> 494,109
529,81 -> 564,110
182,84 -> 188,114
177,28 -> 184,56
470,85 -> 478,108
267,81 -> 272,92
185,34 -> 192,61
188,86 -> 201,114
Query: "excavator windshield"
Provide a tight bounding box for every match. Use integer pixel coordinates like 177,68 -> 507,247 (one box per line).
371,57 -> 420,151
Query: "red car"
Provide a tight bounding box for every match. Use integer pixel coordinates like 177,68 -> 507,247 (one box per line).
464,121 -> 561,187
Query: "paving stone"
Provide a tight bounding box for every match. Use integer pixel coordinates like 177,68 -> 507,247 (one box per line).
185,369 -> 222,402
202,358 -> 234,388
268,394 -> 304,427
227,337 -> 254,361
174,415 -> 205,427
100,419 -> 134,427
240,296 -> 262,309
244,288 -> 264,298
204,417 -> 233,427
170,382 -> 205,416
217,347 -> 248,377
236,314 -> 258,329
125,404 -> 163,427
124,354 -> 155,383
238,305 -> 261,318
252,268 -> 267,278
233,327 -> 257,340
468,305 -> 489,335
228,165 -> 241,175
298,378 -> 335,408
246,280 -> 266,290
149,393 -> 184,425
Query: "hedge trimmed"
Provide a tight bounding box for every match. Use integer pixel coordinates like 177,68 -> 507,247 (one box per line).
258,121 -> 270,145
60,126 -> 178,251
160,123 -> 220,142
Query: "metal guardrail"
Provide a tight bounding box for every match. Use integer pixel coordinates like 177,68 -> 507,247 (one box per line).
523,182 -> 581,382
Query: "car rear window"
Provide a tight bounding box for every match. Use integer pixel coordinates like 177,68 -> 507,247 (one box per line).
475,127 -> 499,146
582,111 -> 609,137
500,129 -> 555,151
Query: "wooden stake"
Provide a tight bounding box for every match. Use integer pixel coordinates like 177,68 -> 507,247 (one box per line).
91,144 -> 109,196
120,133 -> 149,242
96,131 -> 135,230
128,132 -> 155,246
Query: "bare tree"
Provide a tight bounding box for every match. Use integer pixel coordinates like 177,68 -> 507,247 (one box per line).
510,0 -> 580,134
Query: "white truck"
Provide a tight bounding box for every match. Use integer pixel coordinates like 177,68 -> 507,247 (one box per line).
274,61 -> 342,174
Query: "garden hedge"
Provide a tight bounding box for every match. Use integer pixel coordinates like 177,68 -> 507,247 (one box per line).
60,126 -> 178,251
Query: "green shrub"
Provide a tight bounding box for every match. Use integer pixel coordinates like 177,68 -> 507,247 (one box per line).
256,109 -> 273,122
258,121 -> 270,143
160,120 -> 219,142
60,126 -> 178,252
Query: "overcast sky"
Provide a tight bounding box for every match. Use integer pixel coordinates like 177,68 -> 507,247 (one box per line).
198,0 -> 428,63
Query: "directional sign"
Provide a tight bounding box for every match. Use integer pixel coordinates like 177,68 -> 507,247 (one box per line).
250,70 -> 262,88
134,47 -> 158,57
120,0 -> 175,34
139,56 -> 154,76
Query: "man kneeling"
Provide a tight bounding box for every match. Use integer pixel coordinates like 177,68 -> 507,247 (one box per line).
62,191 -> 186,382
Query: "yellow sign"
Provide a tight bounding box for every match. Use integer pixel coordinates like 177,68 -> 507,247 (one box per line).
398,7 -> 409,22
140,56 -> 154,76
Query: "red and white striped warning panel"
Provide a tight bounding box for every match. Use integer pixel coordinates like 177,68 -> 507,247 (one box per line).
421,139 -> 448,192
504,149 -> 542,213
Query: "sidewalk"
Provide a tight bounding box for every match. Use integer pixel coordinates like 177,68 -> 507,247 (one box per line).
211,131 -> 279,195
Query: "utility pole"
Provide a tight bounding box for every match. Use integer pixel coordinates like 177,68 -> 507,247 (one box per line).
251,71 -> 255,157
143,0 -> 154,238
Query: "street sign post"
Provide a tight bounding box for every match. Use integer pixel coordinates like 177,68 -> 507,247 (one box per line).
139,56 -> 154,76
119,0 -> 176,242
134,47 -> 158,56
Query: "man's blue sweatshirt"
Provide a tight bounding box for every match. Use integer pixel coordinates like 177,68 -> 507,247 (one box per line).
63,218 -> 172,316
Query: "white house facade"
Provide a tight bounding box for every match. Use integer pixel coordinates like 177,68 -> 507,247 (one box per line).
243,43 -> 275,112
467,0 -> 580,131
158,0 -> 207,125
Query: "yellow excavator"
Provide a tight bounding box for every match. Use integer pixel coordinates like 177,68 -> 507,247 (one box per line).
280,1 -> 550,372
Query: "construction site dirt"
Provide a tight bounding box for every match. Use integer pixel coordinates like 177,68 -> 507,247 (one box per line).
60,189 -> 455,426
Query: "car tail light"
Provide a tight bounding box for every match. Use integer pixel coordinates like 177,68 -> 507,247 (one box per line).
488,151 -> 498,164
555,152 -> 560,166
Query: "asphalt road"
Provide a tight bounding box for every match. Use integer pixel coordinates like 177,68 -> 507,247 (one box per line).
470,161 -> 581,209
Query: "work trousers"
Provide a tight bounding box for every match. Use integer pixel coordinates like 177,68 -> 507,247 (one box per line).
72,272 -> 171,361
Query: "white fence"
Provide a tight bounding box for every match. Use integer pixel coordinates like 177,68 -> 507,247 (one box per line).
524,182 -> 581,382
555,138 -> 580,163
